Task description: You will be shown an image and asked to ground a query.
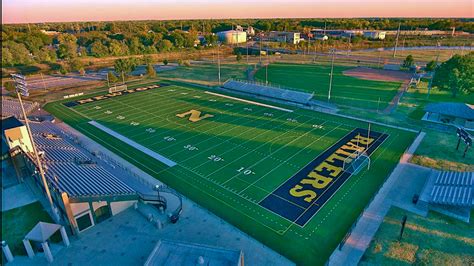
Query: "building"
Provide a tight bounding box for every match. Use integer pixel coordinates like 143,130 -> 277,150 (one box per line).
246,26 -> 255,36
1,117 -> 139,234
423,103 -> 474,130
363,31 -> 386,40
145,240 -> 244,266
2,116 -> 33,153
267,31 -> 301,44
217,30 -> 247,44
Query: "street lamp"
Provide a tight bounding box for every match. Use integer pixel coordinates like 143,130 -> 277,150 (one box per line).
11,74 -> 59,221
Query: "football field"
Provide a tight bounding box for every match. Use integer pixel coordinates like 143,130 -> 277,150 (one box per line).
46,82 -> 415,265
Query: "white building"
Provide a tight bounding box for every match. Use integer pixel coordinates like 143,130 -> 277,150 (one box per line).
363,31 -> 386,40
217,30 -> 247,44
267,31 -> 301,44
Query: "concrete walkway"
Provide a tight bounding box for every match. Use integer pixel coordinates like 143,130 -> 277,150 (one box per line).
2,183 -> 38,212
328,132 -> 426,266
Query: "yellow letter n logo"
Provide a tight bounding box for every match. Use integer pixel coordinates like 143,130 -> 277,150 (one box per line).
176,109 -> 214,122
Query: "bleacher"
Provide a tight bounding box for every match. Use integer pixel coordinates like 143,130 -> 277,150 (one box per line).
39,146 -> 90,163
222,79 -> 313,105
1,98 -> 39,119
28,121 -> 137,199
46,162 -> 136,198
428,171 -> 473,207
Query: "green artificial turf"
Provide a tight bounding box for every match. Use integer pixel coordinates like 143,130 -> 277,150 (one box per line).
254,63 -> 402,110
45,83 -> 415,265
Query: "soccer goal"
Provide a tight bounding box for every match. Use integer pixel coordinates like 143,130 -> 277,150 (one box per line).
342,149 -> 371,175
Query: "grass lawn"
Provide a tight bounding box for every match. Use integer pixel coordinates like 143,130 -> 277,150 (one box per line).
398,80 -> 474,121
1,201 -> 57,257
45,82 -> 415,265
350,49 -> 469,63
361,206 -> 474,265
254,63 -> 402,110
159,62 -> 248,86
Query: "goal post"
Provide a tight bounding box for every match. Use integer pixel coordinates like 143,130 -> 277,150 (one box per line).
342,149 -> 371,175
108,84 -> 128,93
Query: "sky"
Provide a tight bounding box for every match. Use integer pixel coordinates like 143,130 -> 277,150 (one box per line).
3,0 -> 473,24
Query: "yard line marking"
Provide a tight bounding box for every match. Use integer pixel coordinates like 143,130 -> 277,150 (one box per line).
239,123 -> 343,195
221,118 -> 328,187
204,91 -> 294,112
88,121 -> 177,167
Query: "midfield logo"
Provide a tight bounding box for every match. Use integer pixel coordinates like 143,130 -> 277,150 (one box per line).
176,109 -> 214,122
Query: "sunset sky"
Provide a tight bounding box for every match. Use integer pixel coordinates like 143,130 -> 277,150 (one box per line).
3,0 -> 473,24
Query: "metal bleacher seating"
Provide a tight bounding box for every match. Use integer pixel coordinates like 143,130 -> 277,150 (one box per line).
28,121 -> 136,198
46,162 -> 136,197
222,79 -> 313,105
429,171 -> 473,207
1,98 -> 39,118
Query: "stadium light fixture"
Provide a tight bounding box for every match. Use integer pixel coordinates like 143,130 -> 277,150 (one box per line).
328,48 -> 336,102
11,74 -> 60,222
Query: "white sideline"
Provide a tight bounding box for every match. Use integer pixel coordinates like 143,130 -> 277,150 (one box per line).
88,120 -> 177,167
204,91 -> 293,112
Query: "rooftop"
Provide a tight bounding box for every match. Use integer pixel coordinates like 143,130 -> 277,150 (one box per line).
1,116 -> 24,131
145,240 -> 242,266
425,102 -> 474,120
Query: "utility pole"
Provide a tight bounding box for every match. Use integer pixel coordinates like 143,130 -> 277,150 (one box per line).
217,43 -> 221,84
393,23 -> 401,58
427,42 -> 441,99
11,74 -> 59,222
40,73 -> 47,91
328,48 -> 335,102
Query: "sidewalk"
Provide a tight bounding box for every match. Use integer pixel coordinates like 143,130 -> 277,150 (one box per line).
328,131 -> 426,266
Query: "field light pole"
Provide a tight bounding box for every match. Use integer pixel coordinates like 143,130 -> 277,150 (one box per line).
328,48 -> 336,102
393,23 -> 401,58
217,42 -> 221,85
11,74 -> 59,222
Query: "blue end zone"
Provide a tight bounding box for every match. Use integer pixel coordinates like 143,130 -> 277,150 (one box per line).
259,128 -> 389,227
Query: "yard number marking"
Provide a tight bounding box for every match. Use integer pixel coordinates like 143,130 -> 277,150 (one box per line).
208,155 -> 224,162
237,167 -> 255,175
184,144 -> 199,151
116,115 -> 125,120
164,136 -> 176,142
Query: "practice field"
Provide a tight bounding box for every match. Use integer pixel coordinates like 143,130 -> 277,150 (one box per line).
46,83 -> 415,265
254,63 -> 403,110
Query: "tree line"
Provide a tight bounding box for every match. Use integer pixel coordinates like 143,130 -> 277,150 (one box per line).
2,18 -> 473,69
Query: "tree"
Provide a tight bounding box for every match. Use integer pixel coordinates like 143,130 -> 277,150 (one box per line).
158,39 -> 173,52
2,47 -> 14,66
107,71 -> 118,84
3,81 -> 15,92
425,60 -> 437,72
142,55 -> 153,65
146,64 -> 156,78
432,52 -> 473,97
163,59 -> 169,65
402,55 -> 414,68
57,33 -> 78,59
109,40 -> 129,56
114,58 -> 137,78
69,58 -> 84,72
90,41 -> 109,57
236,52 -> 242,62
